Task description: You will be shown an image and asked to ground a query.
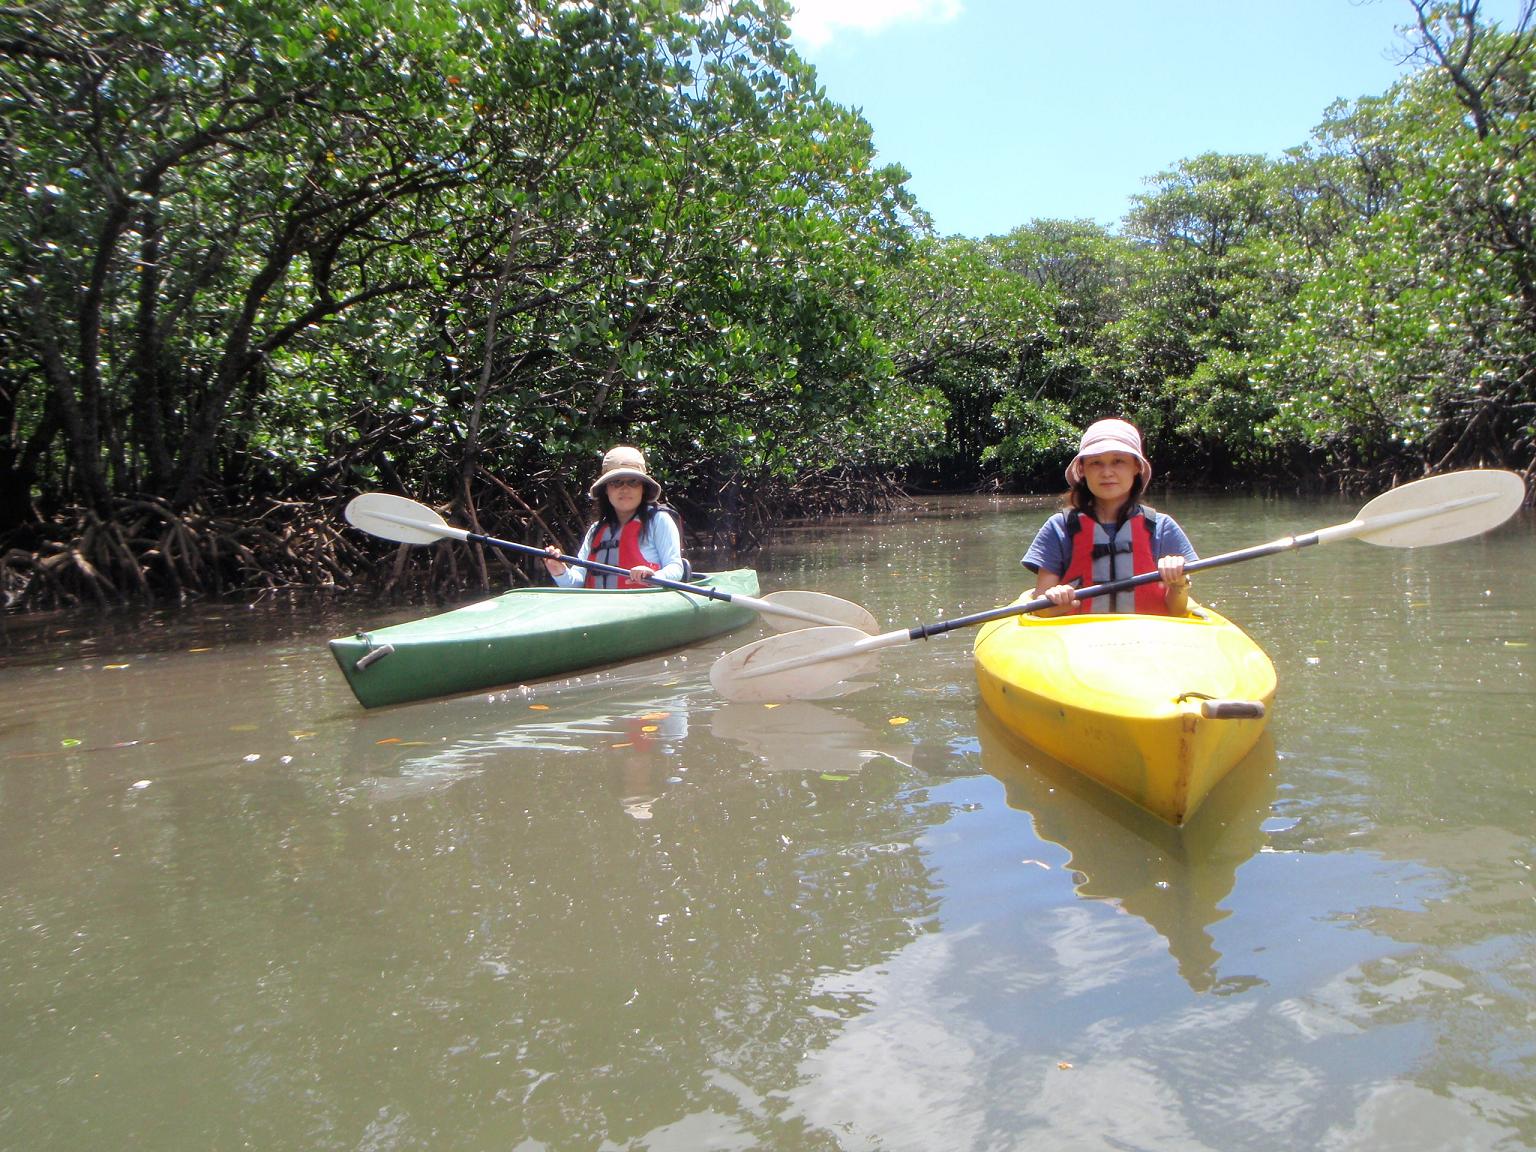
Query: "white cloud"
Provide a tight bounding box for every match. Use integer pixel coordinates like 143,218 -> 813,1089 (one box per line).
789,0 -> 964,49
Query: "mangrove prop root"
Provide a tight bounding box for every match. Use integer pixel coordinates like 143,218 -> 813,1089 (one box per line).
0,472 -> 913,611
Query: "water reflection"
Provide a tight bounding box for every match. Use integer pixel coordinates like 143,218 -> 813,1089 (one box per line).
976,706 -> 1277,993
711,699 -> 920,777
2,647 -> 958,1149
347,656 -> 702,820
4,495 -> 1533,1150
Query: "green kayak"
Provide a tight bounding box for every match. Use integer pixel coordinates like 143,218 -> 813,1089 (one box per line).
330,569 -> 760,708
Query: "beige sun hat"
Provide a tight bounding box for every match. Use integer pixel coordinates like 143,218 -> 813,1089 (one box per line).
588,444 -> 661,501
1065,418 -> 1152,486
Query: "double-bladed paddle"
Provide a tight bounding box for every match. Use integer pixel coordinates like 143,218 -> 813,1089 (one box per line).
344,492 -> 879,633
709,468 -> 1526,703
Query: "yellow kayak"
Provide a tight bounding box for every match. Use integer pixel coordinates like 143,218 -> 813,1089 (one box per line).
973,603 -> 1276,825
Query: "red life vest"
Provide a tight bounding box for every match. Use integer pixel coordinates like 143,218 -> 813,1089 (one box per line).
585,518 -> 650,589
1063,510 -> 1173,615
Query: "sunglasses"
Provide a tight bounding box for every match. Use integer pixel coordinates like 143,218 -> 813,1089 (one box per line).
607,477 -> 644,489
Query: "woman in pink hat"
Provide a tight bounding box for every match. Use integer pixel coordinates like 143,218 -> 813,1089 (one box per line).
543,445 -> 685,589
1021,418 -> 1195,616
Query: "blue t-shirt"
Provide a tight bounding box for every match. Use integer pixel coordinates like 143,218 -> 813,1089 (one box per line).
1022,507 -> 1198,577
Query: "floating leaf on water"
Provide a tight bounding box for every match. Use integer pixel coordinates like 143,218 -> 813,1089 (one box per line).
528,704 -> 550,711
888,716 -> 910,726
820,773 -> 850,782
611,742 -> 634,749
641,725 -> 659,734
1057,1062 -> 1073,1071
60,738 -> 82,748
103,663 -> 130,670
187,647 -> 212,653
1505,640 -> 1529,648
376,737 -> 402,745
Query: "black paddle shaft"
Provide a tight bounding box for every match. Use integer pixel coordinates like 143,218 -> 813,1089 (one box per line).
906,534 -> 1316,641
462,528 -> 735,604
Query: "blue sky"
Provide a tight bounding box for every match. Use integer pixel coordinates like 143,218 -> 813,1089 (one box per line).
787,0 -> 1530,238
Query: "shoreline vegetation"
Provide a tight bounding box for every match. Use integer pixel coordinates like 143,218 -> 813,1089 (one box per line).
3,1 -> 1534,612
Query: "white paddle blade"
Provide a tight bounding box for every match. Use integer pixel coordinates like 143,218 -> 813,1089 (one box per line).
759,590 -> 879,634
1354,469 -> 1525,547
710,626 -> 882,703
345,493 -> 454,545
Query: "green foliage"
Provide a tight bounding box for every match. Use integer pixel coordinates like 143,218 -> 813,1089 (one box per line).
1,0 -> 1531,582
0,0 -> 930,530
1260,6 -> 1536,475
976,6 -> 1535,489
983,395 -> 1079,482
872,234 -> 1055,483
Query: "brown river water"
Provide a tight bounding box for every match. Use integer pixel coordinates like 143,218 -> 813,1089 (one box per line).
2,492 -> 1534,1151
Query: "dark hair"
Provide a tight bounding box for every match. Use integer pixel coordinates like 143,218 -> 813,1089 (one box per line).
1062,474 -> 1145,520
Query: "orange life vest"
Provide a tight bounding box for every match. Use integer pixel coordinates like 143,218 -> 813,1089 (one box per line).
585,518 -> 650,589
1063,510 -> 1173,615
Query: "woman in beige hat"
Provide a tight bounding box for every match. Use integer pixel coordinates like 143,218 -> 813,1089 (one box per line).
543,446 -> 685,588
1021,418 -> 1195,616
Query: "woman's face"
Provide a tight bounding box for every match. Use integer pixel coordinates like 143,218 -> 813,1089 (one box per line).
606,476 -> 645,517
1080,452 -> 1141,501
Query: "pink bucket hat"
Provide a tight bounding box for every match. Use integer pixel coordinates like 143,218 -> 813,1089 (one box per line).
1065,418 -> 1152,486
